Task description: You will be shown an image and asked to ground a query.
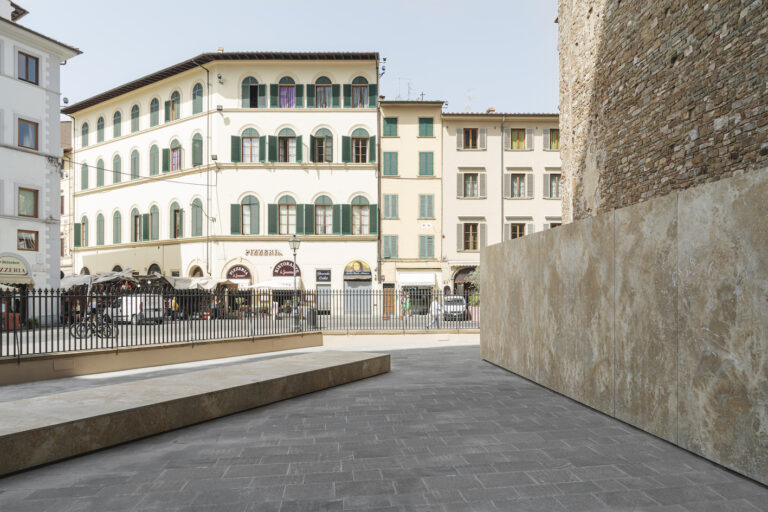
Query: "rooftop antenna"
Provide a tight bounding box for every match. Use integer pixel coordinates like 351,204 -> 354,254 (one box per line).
419,92 -> 426,101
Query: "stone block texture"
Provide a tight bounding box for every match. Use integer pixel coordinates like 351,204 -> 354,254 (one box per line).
558,0 -> 768,222
481,168 -> 768,485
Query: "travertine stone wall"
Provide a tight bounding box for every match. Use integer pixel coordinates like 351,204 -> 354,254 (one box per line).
481,169 -> 768,485
558,0 -> 768,222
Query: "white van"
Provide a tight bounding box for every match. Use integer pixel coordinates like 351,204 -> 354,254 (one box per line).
108,294 -> 164,324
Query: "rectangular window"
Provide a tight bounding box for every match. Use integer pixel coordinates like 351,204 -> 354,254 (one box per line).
549,129 -> 560,150
418,152 -> 434,176
511,129 -> 526,150
173,210 -> 182,238
17,52 -> 39,84
279,204 -> 296,234
133,215 -> 141,242
352,137 -> 368,163
549,173 -> 562,198
382,117 -> 398,137
279,137 -> 297,163
315,205 -> 332,234
510,174 -> 526,198
418,194 -> 434,219
419,117 -> 434,137
60,194 -> 64,214
463,128 -> 478,149
509,223 -> 525,240
419,235 -> 434,259
18,187 -> 38,217
352,204 -> 369,235
383,194 -> 398,219
352,85 -> 367,107
18,119 -> 38,150
315,85 -> 332,108
17,230 -> 38,251
463,223 -> 478,251
382,235 -> 398,259
463,173 -> 478,197
170,98 -> 179,121
171,146 -> 181,171
314,137 -> 325,162
279,85 -> 295,108
242,137 -> 259,163
383,152 -> 398,175
249,85 -> 259,108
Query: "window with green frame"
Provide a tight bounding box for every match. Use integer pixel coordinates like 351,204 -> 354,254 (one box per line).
130,105 -> 140,133
382,194 -> 398,218
383,152 -> 398,175
149,98 -> 159,126
418,235 -> 434,259
418,194 -> 434,219
418,151 -> 434,176
382,235 -> 398,259
418,117 -> 433,137
382,117 -> 397,137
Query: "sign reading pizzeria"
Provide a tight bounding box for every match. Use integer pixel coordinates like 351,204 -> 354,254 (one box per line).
0,256 -> 28,276
273,260 -> 301,277
226,265 -> 251,280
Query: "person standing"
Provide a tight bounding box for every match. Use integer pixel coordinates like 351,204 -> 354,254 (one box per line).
428,297 -> 442,329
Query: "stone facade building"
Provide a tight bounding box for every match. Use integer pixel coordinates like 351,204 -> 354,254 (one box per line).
558,0 -> 768,222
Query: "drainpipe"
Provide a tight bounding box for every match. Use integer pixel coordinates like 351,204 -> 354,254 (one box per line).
376,56 -> 382,285
500,114 -> 505,242
193,59 -> 212,276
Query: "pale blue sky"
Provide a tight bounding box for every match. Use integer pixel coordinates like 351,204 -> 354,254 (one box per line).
20,0 -> 559,113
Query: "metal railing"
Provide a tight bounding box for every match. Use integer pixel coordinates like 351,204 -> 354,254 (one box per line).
0,288 -> 480,358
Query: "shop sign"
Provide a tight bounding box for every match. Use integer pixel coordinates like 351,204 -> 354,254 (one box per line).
273,260 -> 301,277
344,260 -> 372,279
316,269 -> 331,282
226,265 -> 251,280
0,256 -> 28,276
245,249 -> 283,257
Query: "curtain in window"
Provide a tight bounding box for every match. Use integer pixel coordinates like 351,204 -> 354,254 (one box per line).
352,205 -> 369,235
279,86 -> 295,108
315,205 -> 332,234
242,137 -> 259,163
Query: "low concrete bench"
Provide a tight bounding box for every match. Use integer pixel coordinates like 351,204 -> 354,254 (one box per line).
0,350 -> 389,476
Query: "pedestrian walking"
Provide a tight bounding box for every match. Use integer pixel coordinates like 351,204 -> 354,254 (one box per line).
427,297 -> 442,329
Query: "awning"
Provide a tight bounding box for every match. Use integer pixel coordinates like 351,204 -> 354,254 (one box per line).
397,272 -> 436,287
0,283 -> 19,291
0,275 -> 34,286
248,277 -> 303,290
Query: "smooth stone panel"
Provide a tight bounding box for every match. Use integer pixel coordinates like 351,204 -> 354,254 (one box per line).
614,194 -> 678,442
677,170 -> 768,484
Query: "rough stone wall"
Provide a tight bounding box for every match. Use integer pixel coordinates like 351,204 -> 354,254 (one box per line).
559,0 -> 768,222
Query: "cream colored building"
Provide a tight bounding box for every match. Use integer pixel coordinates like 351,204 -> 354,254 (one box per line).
60,120 -> 73,276
378,101 -> 443,294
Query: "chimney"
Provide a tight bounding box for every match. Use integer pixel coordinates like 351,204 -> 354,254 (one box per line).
486,107 -> 496,114
217,46 -> 224,53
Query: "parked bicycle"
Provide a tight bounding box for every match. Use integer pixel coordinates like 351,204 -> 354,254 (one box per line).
69,312 -> 118,339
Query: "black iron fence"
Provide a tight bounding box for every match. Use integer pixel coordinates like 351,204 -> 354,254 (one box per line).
0,288 -> 480,358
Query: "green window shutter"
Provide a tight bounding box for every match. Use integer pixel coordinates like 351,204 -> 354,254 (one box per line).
269,84 -> 278,107
259,136 -> 266,162
268,136 -> 277,162
296,204 -> 305,234
296,135 -> 303,163
151,211 -> 159,240
73,223 -> 81,247
230,204 -> 241,234
369,204 -> 378,234
193,137 -> 203,166
427,152 -> 434,175
341,136 -> 351,163
164,101 -> 171,122
343,84 -> 351,108
369,136 -> 376,162
179,209 -> 184,238
258,84 -> 267,108
141,214 -> 150,241
267,204 -> 278,234
383,117 -> 397,137
331,84 -> 341,107
419,152 -> 434,175
304,204 -> 314,235
231,136 -> 241,163
306,84 -> 315,108
368,84 -> 378,107
341,204 -> 351,234
241,81 -> 249,108
419,117 -> 433,137
332,204 -> 341,234
325,135 -> 333,162
295,84 -> 304,108
250,203 -> 259,234
309,135 -> 316,162
162,148 -> 170,172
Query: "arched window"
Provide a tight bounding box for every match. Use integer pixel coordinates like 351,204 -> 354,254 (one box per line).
351,195 -> 369,235
192,83 -> 203,114
112,211 -> 122,244
313,76 -> 332,108
149,205 -> 159,240
96,117 -> 104,143
150,98 -> 159,127
96,159 -> 105,187
113,111 -> 121,138
277,127 -> 297,163
312,128 -> 333,162
112,154 -> 121,184
131,208 -> 140,242
278,76 -> 296,108
170,91 -> 180,120
314,195 -> 333,234
191,198 -> 203,237
81,216 -> 89,247
130,105 -> 140,133
80,163 -> 88,190
96,213 -> 105,246
112,265 -> 122,272
81,122 -> 89,147
80,267 -> 90,276
149,145 -> 159,175
241,195 -> 259,235
147,263 -> 161,274
130,150 -> 140,179
190,266 -> 204,277
192,133 -> 203,167
351,76 -> 368,108
170,138 -> 182,171
169,201 -> 183,239
277,195 -> 296,235
351,128 -> 370,163
241,128 -> 260,163
241,76 -> 259,108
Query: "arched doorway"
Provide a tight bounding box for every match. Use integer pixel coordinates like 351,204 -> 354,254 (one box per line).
112,265 -> 123,272
190,266 -> 204,277
147,263 -> 161,275
453,267 -> 476,298
80,267 -> 90,276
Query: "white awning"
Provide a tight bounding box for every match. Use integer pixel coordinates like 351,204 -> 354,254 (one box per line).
248,277 -> 303,290
397,272 -> 436,287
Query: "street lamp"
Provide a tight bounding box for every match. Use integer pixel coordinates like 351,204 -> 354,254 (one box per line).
289,235 -> 301,331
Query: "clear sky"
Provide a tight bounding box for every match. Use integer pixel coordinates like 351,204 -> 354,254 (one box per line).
19,0 -> 559,114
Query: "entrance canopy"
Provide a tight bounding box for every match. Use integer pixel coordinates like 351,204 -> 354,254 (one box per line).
397,272 -> 436,287
247,277 -> 303,290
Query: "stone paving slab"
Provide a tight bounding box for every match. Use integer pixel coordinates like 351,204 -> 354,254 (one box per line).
0,350 -> 389,476
0,345 -> 766,511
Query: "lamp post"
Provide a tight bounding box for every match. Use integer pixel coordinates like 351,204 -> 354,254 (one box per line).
288,235 -> 301,331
